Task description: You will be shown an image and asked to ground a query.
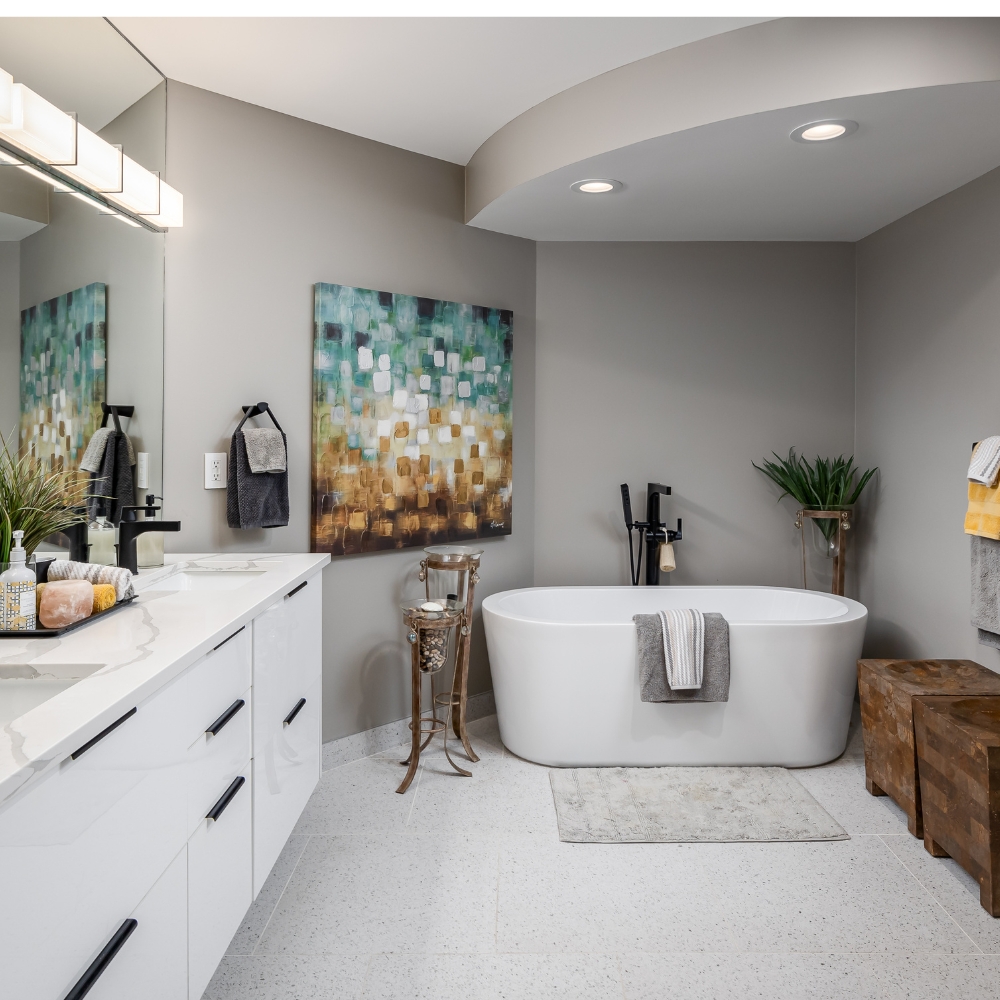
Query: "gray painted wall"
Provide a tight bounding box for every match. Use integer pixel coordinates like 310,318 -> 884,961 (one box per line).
534,242 -> 856,591
0,243 -> 18,445
162,83 -> 536,742
855,165 -> 1000,664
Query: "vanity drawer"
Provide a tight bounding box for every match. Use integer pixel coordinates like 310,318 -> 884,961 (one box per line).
252,574 -> 322,752
182,624 -> 252,750
0,670 -> 190,1000
187,685 -> 252,837
188,762 -> 252,1000
252,677 -> 322,895
86,845 -> 188,1000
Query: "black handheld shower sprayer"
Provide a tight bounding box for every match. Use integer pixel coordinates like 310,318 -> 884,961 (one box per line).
621,483 -> 683,586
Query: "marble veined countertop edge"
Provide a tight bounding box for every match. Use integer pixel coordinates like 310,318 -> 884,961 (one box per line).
0,552 -> 330,810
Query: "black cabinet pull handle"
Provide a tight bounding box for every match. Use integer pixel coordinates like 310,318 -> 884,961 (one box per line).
285,580 -> 307,600
283,697 -> 306,727
206,775 -> 245,822
213,625 -> 245,651
71,707 -> 137,760
206,698 -> 245,737
64,918 -> 137,1000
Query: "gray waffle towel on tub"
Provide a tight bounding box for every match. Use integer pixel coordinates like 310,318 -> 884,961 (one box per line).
971,534 -> 1000,647
634,612 -> 730,702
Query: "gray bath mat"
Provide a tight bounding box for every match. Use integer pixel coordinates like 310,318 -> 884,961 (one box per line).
549,767 -> 848,843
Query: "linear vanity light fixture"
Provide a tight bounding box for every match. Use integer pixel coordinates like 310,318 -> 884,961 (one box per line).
0,64 -> 182,231
790,119 -> 859,143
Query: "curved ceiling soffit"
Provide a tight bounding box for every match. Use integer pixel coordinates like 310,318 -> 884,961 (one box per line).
465,17 -> 1000,224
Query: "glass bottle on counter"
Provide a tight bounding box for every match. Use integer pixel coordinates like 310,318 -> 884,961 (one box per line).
1,530 -> 36,630
88,502 -> 117,566
136,494 -> 165,568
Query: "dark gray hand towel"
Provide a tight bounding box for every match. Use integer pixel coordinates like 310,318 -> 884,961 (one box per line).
227,427 -> 289,529
971,534 -> 1000,647
634,611 -> 730,702
86,431 -> 135,525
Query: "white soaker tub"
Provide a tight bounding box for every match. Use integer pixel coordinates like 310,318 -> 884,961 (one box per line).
482,586 -> 867,768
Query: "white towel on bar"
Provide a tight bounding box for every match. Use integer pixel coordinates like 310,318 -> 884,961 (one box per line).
657,608 -> 705,690
969,436 -> 1000,485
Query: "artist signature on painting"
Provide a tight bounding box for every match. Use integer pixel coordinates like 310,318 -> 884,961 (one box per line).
489,520 -> 506,529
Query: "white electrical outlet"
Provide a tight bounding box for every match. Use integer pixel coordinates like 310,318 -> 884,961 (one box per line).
205,452 -> 227,489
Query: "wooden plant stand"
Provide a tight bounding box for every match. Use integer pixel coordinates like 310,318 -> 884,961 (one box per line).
913,696 -> 1000,916
857,658 -> 1000,837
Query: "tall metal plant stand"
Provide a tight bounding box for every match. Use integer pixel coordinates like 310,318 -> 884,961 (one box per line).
419,545 -> 484,764
795,508 -> 852,596
397,600 -> 468,795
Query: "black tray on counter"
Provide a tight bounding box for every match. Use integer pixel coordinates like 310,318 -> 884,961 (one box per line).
0,594 -> 137,638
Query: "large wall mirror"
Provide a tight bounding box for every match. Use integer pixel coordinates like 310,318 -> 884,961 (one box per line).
0,18 -> 165,535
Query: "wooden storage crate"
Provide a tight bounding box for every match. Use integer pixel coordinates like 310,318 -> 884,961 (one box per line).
913,696 -> 1000,916
857,659 -> 1000,837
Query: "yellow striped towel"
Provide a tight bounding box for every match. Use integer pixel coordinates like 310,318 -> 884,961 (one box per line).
966,477 -> 1000,539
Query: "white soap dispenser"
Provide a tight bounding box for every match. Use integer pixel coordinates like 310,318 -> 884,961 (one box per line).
136,494 -> 165,569
1,530 -> 37,630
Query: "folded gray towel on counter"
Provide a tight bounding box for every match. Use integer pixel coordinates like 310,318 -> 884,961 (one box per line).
971,534 -> 1000,647
634,612 -> 730,703
46,560 -> 134,601
242,426 -> 287,473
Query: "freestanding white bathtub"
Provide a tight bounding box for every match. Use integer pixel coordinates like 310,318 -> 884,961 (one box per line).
482,586 -> 868,768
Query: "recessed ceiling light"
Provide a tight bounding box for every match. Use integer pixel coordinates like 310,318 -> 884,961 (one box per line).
571,178 -> 623,194
790,119 -> 858,144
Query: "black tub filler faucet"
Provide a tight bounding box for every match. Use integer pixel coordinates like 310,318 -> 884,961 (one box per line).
620,482 -> 683,586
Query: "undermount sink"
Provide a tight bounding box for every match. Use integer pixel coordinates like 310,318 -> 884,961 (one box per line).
148,570 -> 266,592
0,664 -> 105,728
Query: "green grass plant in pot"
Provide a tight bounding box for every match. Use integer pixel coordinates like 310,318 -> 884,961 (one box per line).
0,431 -> 90,564
753,448 -> 878,557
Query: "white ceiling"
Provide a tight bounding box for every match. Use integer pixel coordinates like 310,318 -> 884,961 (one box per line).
469,82 -> 1000,241
111,17 -> 767,164
0,18 -> 162,132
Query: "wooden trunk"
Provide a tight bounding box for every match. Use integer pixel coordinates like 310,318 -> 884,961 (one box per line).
912,696 -> 1000,916
857,659 -> 1000,837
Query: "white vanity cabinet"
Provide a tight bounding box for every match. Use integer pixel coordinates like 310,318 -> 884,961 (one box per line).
0,664 -> 191,1000
0,567 -> 324,1000
251,576 -> 323,895
88,846 -> 189,1000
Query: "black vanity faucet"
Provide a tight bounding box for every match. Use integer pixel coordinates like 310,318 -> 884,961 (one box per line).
118,503 -> 181,575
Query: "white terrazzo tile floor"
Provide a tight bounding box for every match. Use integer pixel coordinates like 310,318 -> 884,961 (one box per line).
206,709 -> 1000,1000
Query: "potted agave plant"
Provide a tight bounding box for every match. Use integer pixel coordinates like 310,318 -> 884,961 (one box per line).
753,448 -> 877,594
0,432 -> 90,565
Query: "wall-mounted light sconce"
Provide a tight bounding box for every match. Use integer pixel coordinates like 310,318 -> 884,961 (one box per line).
0,65 -> 182,232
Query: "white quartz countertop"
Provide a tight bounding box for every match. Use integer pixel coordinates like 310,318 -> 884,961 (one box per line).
0,552 -> 330,808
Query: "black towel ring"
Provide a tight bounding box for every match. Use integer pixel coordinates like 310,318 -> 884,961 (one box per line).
239,401 -> 283,433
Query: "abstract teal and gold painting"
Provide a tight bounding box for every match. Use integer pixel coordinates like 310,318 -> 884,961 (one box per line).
19,282 -> 106,475
312,283 -> 513,555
